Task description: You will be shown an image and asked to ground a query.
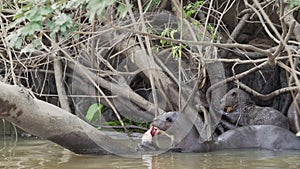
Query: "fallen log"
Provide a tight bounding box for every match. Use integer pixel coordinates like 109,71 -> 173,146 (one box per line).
0,81 -> 141,156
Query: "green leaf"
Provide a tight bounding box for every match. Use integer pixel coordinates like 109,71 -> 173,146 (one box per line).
161,28 -> 169,37
30,13 -> 44,22
183,0 -> 205,19
13,12 -> 25,20
60,25 -> 67,32
21,22 -> 42,36
87,0 -> 116,22
21,3 -> 34,12
86,103 -> 105,123
103,121 -> 120,126
40,6 -> 53,16
291,1 -> 300,9
7,32 -> 23,49
170,29 -> 177,39
24,7 -> 38,19
50,26 -> 59,38
55,13 -> 70,26
117,3 -> 132,18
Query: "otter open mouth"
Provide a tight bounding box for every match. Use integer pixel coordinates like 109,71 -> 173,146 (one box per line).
141,126 -> 161,143
145,124 -> 170,138
149,125 -> 174,147
150,125 -> 160,136
141,123 -> 171,142
150,125 -> 173,140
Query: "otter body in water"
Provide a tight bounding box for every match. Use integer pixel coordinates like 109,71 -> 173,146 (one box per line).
143,112 -> 300,152
220,88 -> 289,129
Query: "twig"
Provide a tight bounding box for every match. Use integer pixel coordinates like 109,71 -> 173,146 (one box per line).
277,61 -> 300,76
111,24 -> 273,57
137,0 -> 159,116
178,0 -> 183,111
252,0 -> 300,90
236,82 -> 299,101
43,34 -> 71,112
228,13 -> 250,43
206,61 -> 269,103
44,33 -> 132,135
0,14 -> 17,84
270,14 -> 296,63
90,14 -> 97,69
246,2 -> 280,44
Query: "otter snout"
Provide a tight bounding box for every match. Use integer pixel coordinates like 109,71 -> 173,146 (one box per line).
151,119 -> 169,131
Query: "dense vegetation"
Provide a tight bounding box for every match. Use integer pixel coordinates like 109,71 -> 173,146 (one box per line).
1,0 -> 300,140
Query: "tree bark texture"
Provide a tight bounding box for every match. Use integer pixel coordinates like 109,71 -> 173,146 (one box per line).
0,82 -> 141,156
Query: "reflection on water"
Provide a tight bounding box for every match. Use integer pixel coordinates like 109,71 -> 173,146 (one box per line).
1,137 -> 300,169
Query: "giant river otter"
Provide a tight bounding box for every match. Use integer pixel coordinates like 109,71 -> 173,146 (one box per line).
220,88 -> 289,129
138,112 -> 300,152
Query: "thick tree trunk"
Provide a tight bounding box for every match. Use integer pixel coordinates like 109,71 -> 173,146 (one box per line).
0,82 -> 140,156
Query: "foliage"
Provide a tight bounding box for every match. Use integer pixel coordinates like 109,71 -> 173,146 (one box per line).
160,28 -> 177,47
85,103 -> 149,131
85,103 -> 105,123
287,0 -> 300,9
156,0 -> 206,58
8,0 -> 76,51
86,0 -> 116,22
6,0 -> 130,52
159,28 -> 186,58
117,3 -> 132,18
184,0 -> 205,19
1,0 -> 296,140
103,119 -> 150,132
208,24 -> 221,42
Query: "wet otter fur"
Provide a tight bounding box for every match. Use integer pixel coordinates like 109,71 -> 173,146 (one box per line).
149,112 -> 300,152
151,111 -> 199,152
220,88 -> 289,129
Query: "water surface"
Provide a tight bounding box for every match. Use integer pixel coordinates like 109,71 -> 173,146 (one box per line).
1,137 -> 300,169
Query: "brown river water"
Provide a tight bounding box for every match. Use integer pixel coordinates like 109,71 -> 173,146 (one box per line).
1,137 -> 300,169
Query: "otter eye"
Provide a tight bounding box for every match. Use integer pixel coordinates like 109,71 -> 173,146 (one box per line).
231,91 -> 236,96
166,117 -> 172,123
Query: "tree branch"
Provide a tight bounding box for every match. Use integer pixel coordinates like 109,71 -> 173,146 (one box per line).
0,82 -> 139,155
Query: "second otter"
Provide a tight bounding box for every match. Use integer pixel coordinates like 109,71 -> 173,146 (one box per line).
220,88 -> 289,129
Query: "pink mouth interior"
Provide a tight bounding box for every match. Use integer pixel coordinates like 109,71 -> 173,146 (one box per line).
150,126 -> 160,137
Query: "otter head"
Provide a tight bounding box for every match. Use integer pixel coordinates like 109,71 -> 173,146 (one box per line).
151,111 -> 195,144
220,88 -> 254,113
151,112 -> 178,133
